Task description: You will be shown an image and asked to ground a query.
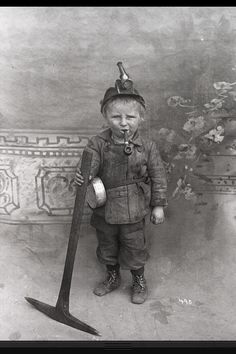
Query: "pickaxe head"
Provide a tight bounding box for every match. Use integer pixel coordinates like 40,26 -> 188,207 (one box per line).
25,297 -> 100,336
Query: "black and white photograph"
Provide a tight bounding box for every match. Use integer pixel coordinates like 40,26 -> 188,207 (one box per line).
0,6 -> 235,347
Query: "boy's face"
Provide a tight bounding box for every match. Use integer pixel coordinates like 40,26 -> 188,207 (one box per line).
104,99 -> 143,139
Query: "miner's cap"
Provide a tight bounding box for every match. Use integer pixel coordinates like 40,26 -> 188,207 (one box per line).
100,62 -> 146,113
100,87 -> 146,113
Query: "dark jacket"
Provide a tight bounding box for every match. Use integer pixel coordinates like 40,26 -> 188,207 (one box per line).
84,128 -> 168,224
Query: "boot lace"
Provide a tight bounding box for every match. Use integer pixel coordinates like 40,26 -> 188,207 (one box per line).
133,275 -> 146,292
104,270 -> 119,286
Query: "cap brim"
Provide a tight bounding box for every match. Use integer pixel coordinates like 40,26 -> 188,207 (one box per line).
101,93 -> 146,112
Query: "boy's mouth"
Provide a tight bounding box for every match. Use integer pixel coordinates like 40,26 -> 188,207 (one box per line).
121,130 -> 130,139
121,129 -> 130,135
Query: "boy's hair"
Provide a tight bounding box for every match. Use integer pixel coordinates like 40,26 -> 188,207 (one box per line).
102,96 -> 146,120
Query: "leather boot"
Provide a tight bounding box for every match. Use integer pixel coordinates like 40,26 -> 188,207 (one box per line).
131,274 -> 148,304
93,269 -> 121,296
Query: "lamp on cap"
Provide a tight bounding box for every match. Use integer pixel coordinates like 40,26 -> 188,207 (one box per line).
100,62 -> 146,113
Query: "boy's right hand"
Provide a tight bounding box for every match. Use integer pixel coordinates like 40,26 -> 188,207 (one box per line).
74,168 -> 84,186
74,168 -> 93,186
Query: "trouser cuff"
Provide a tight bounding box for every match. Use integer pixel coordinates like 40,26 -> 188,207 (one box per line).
130,266 -> 144,276
106,263 -> 120,272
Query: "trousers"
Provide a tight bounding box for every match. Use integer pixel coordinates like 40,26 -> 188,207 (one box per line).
90,213 -> 149,270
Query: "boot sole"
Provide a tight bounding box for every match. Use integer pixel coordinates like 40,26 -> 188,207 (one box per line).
131,288 -> 148,304
93,282 -> 121,297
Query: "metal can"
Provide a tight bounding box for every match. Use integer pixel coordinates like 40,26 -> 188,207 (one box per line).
86,177 -> 107,209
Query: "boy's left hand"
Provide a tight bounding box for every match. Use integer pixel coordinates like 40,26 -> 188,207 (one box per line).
150,206 -> 165,225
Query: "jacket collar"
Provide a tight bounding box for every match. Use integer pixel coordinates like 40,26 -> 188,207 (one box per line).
129,130 -> 143,147
98,128 -> 143,146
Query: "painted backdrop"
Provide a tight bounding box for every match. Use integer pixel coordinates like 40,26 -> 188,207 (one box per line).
0,6 -> 235,230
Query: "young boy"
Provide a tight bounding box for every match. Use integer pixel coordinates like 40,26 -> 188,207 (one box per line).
75,62 -> 168,304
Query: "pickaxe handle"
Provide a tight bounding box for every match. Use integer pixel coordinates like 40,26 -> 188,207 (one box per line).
55,149 -> 93,311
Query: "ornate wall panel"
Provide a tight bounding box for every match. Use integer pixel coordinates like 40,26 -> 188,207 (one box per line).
0,165 -> 19,215
0,129 -> 97,224
194,135 -> 236,195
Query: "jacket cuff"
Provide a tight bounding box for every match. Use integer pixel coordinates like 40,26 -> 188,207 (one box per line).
150,198 -> 168,208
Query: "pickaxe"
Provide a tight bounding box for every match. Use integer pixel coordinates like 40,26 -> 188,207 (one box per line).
25,149 -> 100,336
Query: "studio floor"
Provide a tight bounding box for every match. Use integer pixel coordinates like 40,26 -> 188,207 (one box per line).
0,198 -> 236,345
